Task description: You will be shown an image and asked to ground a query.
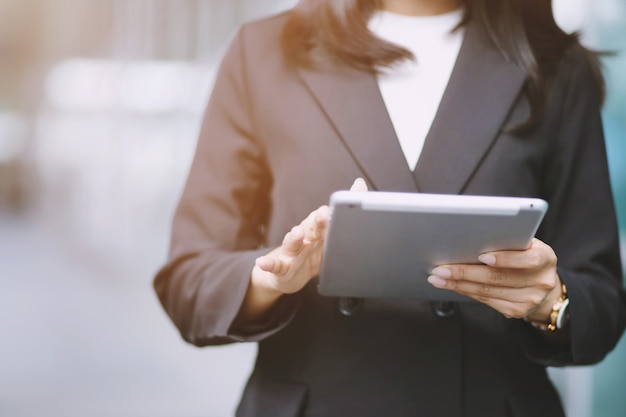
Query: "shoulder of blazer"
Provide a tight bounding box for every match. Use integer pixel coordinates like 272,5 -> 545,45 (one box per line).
548,43 -> 603,106
236,11 -> 290,58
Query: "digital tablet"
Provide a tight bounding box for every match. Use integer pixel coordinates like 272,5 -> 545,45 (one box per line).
318,191 -> 548,301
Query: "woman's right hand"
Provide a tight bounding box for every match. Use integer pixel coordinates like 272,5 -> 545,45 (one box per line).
241,178 -> 368,319
253,204 -> 331,295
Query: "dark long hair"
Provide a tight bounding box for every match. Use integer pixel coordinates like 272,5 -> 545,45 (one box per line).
281,0 -> 605,131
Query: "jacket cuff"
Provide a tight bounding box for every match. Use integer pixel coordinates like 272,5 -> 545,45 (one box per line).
227,291 -> 302,342
222,248 -> 302,342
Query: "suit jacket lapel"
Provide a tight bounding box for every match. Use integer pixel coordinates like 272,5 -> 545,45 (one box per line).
296,22 -> 527,195
414,23 -> 527,194
297,66 -> 419,192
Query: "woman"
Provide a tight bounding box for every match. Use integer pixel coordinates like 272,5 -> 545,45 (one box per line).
154,0 -> 626,415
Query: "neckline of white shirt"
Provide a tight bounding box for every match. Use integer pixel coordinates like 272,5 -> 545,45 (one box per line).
368,8 -> 465,171
369,7 -> 465,34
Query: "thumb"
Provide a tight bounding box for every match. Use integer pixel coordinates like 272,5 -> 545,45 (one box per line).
350,177 -> 368,192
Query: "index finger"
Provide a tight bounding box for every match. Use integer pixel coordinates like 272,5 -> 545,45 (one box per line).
303,205 -> 330,244
478,239 -> 556,270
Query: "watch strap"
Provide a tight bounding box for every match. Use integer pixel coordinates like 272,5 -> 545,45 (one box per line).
527,282 -> 569,332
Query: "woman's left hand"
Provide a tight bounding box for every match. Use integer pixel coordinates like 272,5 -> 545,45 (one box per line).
428,238 -> 562,322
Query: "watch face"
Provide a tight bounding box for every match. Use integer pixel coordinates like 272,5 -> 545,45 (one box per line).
556,298 -> 570,329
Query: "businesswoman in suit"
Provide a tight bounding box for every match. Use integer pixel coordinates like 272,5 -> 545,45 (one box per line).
154,0 -> 626,415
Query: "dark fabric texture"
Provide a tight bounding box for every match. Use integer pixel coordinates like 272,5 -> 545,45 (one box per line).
153,12 -> 626,417
236,376 -> 308,417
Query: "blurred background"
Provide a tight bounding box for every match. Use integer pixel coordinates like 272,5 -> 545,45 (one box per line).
0,0 -> 624,416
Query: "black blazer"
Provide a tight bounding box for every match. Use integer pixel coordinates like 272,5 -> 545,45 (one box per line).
154,12 -> 626,417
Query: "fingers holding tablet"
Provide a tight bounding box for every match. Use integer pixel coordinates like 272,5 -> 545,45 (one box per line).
428,238 -> 561,320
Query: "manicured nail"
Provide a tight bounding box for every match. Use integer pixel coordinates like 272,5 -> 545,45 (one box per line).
428,275 -> 447,288
431,267 -> 451,278
255,257 -> 270,270
350,178 -> 368,192
479,254 -> 496,265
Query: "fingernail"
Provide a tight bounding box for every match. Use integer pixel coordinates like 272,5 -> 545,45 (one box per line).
428,275 -> 447,288
479,254 -> 496,265
431,267 -> 451,278
350,178 -> 368,192
255,257 -> 270,270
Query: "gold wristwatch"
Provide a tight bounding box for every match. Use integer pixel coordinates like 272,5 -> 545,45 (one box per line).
529,283 -> 570,332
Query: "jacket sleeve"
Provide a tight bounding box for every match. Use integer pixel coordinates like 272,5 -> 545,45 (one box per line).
520,49 -> 626,366
153,26 -> 299,346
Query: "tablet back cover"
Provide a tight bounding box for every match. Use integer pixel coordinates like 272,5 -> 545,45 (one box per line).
318,192 -> 547,300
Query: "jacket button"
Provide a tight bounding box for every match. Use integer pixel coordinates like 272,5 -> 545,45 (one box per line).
338,297 -> 363,316
432,301 -> 458,318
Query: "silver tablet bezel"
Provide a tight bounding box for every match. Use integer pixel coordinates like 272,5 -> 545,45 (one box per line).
318,191 -> 548,300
